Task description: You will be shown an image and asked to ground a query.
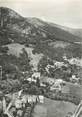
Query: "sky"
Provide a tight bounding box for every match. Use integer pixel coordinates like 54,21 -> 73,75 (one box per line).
0,0 -> 82,28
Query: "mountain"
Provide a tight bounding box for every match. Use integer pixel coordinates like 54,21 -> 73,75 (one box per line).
50,23 -> 82,39
26,17 -> 82,43
69,29 -> 82,39
0,7 -> 82,45
0,7 -> 82,77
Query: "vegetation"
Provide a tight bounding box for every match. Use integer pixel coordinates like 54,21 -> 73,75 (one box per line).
18,48 -> 32,72
44,91 -> 80,105
0,7 -> 82,111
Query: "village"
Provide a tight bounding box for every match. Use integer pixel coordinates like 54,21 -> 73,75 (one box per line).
0,55 -> 82,117
0,2 -> 82,117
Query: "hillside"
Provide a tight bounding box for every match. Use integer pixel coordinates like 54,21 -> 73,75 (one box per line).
70,29 -> 82,39
0,6 -> 82,117
0,7 -> 82,45
0,7 -> 82,79
27,17 -> 82,43
50,23 -> 82,39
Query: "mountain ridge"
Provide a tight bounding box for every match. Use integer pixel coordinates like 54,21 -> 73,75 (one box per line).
0,7 -> 82,45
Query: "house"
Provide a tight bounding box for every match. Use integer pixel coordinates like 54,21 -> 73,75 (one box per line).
68,58 -> 79,65
21,95 -> 27,104
70,75 -> 80,83
45,64 -> 55,74
47,64 -> 54,69
26,77 -> 37,83
45,67 -> 50,74
31,95 -> 37,103
15,99 -> 22,109
40,82 -> 46,87
26,77 -> 32,82
46,78 -> 55,85
66,57 -> 82,67
26,95 -> 44,104
31,78 -> 37,83
32,72 -> 41,79
50,84 -> 62,92
27,95 -> 37,103
50,79 -> 65,92
54,61 -> 64,68
17,110 -> 23,117
54,79 -> 66,85
38,95 -> 44,103
63,55 -> 68,61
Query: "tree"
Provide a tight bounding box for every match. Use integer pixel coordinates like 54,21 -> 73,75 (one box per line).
36,78 -> 40,87
0,7 -> 10,28
38,56 -> 49,74
0,46 -> 9,54
19,48 -> 32,72
28,85 -> 40,95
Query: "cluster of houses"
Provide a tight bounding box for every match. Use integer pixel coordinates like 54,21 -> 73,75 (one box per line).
63,55 -> 82,67
24,71 -> 66,92
45,56 -> 82,76
24,72 -> 40,83
24,69 -> 80,94
23,71 -> 46,88
44,57 -> 81,85
0,89 -> 44,117
45,61 -> 68,75
12,90 -> 44,109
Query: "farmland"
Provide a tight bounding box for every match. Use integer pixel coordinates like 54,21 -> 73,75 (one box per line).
32,97 -> 76,117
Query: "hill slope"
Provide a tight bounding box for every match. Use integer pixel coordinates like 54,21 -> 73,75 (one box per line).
0,7 -> 82,77
50,22 -> 82,39
0,7 -> 82,46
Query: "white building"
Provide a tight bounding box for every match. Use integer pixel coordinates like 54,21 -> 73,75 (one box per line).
50,79 -> 65,92
26,77 -> 32,82
15,99 -> 22,109
63,55 -> 68,61
70,75 -> 80,83
40,82 -> 46,87
45,64 -> 55,74
27,95 -> 37,103
46,78 -> 55,85
26,77 -> 37,83
50,84 -> 61,92
54,61 -> 65,68
32,72 -> 41,79
21,95 -> 27,104
64,57 -> 82,67
38,95 -> 44,103
54,79 -> 65,85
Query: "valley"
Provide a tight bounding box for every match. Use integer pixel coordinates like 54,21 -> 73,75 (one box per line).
0,7 -> 82,117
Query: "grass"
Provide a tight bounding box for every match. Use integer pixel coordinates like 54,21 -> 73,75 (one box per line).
32,97 -> 76,117
6,43 -> 43,70
62,82 -> 82,99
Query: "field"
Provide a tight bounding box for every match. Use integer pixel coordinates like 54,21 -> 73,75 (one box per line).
32,97 -> 76,117
62,82 -> 82,99
6,43 -> 43,70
